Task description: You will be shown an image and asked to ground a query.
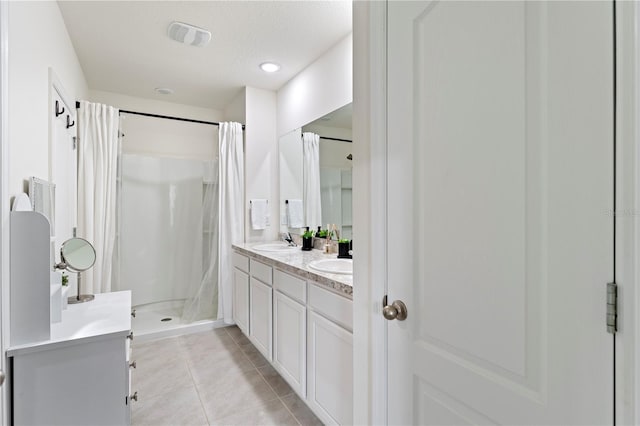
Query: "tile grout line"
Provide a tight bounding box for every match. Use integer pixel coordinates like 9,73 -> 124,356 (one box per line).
254,365 -> 302,426
210,327 -> 283,425
184,342 -> 214,426
226,327 -> 302,425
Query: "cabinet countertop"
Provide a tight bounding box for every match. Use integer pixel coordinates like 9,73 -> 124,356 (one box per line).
233,243 -> 353,299
7,290 -> 132,357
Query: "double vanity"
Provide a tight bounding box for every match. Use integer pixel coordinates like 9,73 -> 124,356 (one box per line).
232,242 -> 353,425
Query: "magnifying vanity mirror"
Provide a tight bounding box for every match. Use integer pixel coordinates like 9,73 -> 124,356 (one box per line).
54,237 -> 97,304
279,103 -> 352,239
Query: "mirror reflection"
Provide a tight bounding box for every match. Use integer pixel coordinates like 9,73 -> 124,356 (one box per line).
59,237 -> 96,272
279,103 -> 352,239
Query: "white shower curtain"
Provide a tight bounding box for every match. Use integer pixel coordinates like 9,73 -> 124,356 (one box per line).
303,132 -> 322,229
182,160 -> 219,323
218,122 -> 244,324
77,101 -> 120,294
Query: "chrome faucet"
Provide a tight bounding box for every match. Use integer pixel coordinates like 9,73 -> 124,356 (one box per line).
283,232 -> 297,247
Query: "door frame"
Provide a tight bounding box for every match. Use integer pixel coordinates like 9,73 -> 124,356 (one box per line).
354,1 -> 640,424
0,0 -> 9,424
615,1 -> 640,424
353,1 -> 387,424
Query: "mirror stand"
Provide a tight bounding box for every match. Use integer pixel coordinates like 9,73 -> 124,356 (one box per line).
68,272 -> 95,304
54,237 -> 97,304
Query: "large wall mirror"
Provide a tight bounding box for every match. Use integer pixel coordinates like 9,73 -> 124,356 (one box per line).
279,103 -> 352,239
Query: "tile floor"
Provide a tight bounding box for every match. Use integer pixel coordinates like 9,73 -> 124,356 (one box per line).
131,326 -> 323,426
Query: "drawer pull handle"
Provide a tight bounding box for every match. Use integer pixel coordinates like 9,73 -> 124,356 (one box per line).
129,361 -> 137,369
131,309 -> 136,318
130,392 -> 138,402
127,332 -> 134,341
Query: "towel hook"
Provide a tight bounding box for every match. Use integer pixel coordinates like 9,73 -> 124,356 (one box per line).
66,115 -> 75,129
55,100 -> 65,117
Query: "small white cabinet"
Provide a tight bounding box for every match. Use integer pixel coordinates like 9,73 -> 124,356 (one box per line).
9,291 -> 133,426
249,277 -> 273,360
233,252 -> 250,335
307,310 -> 354,426
233,268 -> 250,334
248,258 -> 273,360
273,290 -> 306,397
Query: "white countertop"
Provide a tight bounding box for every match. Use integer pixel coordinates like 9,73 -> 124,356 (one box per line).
7,290 -> 132,357
233,243 -> 353,298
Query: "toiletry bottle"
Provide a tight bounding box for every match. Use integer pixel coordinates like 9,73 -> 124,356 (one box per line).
315,226 -> 322,237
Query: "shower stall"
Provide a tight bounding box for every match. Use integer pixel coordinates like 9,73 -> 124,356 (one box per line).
113,114 -> 222,338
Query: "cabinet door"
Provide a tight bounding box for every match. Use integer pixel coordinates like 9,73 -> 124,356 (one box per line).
249,277 -> 272,360
273,290 -> 306,398
233,267 -> 250,334
307,311 -> 353,425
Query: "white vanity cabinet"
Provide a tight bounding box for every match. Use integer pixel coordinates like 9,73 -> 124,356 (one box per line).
232,252 -> 250,334
249,258 -> 273,360
9,291 -> 133,426
232,247 -> 354,425
273,269 -> 307,398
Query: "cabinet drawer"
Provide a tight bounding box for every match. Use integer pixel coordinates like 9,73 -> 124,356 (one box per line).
233,252 -> 249,273
274,269 -> 306,304
250,258 -> 272,286
308,283 -> 353,332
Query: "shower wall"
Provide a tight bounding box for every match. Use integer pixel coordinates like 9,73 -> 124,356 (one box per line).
114,113 -> 220,323
118,154 -> 204,306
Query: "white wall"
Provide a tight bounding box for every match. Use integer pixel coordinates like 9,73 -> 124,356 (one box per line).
89,89 -> 223,122
8,1 -> 88,201
277,34 -> 353,137
245,87 -> 278,243
119,114 -> 218,160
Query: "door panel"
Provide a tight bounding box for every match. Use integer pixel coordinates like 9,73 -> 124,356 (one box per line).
387,1 -> 613,424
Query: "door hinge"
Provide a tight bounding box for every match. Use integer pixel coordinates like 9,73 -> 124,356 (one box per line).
72,136 -> 77,150
607,282 -> 617,334
72,227 -> 77,238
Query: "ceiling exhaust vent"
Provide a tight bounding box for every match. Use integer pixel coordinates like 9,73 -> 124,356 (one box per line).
167,21 -> 211,48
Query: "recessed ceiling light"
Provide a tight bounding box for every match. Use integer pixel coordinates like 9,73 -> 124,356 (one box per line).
260,62 -> 281,73
155,87 -> 174,95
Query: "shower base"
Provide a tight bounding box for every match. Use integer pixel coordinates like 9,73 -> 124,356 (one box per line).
132,300 -> 225,343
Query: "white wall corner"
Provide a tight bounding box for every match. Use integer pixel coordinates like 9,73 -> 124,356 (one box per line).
223,87 -> 247,124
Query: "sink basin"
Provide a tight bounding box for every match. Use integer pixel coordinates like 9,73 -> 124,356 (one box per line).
252,243 -> 298,252
308,259 -> 353,275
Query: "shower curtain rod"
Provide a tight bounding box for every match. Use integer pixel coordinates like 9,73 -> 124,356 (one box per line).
301,134 -> 352,143
75,101 -> 246,130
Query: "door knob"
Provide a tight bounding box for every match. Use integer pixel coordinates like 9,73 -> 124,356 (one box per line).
383,299 -> 407,321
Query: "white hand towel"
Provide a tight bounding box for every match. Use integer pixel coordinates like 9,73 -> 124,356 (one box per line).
250,199 -> 269,230
287,199 -> 304,228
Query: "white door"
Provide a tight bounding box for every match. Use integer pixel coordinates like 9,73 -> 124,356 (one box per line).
386,1 -> 614,424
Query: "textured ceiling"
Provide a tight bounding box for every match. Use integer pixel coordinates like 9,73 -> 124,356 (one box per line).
58,1 -> 352,110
